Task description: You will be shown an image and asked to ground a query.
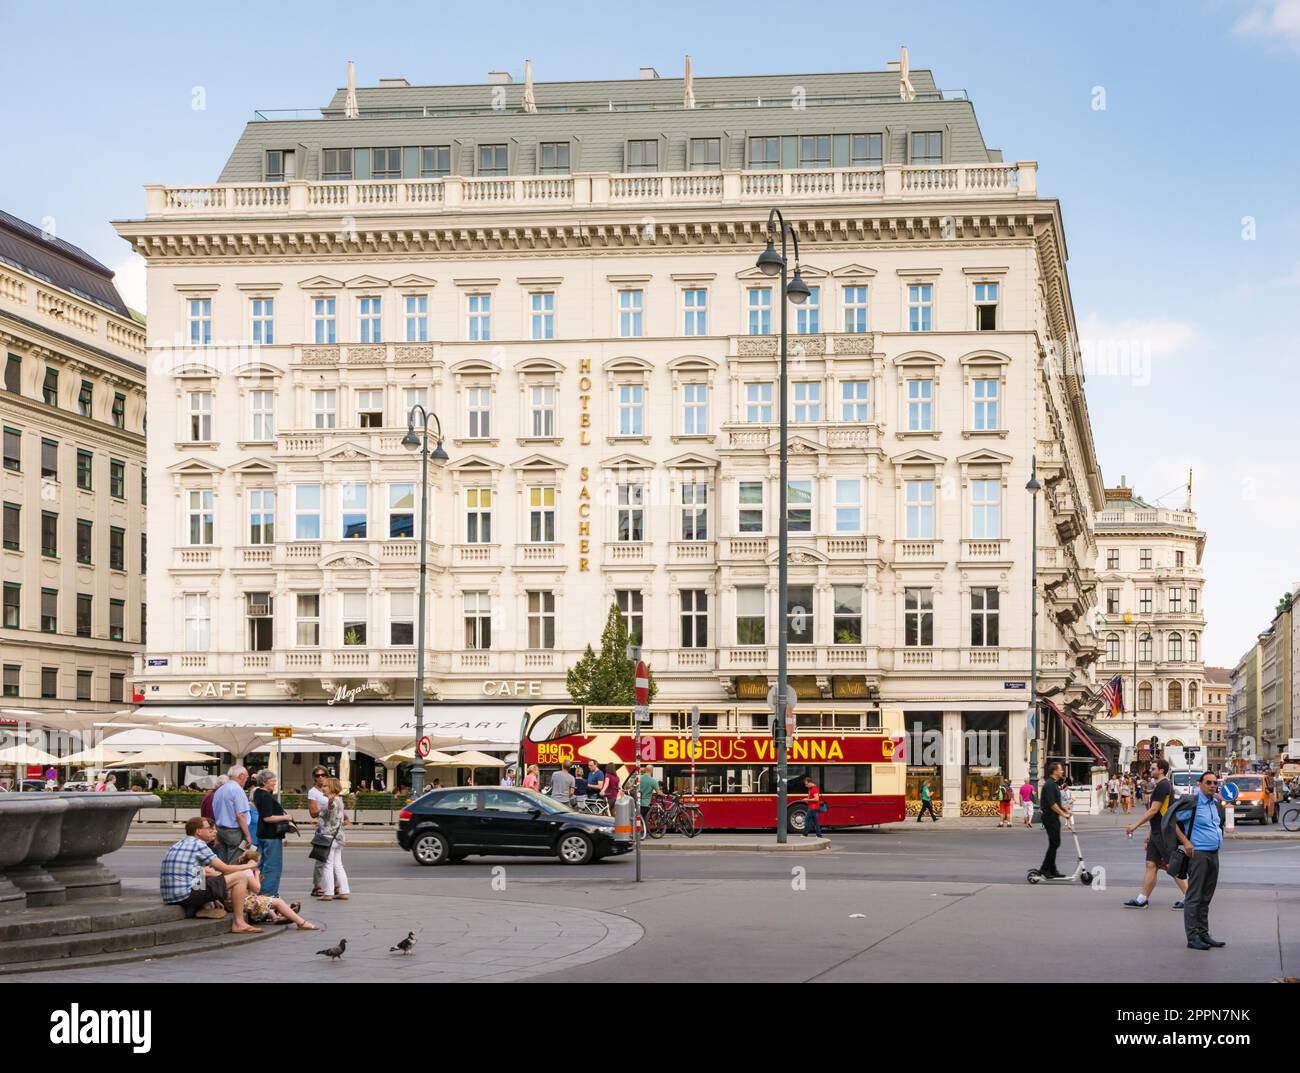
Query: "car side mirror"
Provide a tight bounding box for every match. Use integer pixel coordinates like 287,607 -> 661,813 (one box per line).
529,808 -> 542,819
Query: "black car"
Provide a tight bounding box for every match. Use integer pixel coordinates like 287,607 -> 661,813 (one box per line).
397,786 -> 632,866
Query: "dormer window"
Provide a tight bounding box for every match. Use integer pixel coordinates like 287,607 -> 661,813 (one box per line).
851,134 -> 883,167
421,146 -> 450,177
799,135 -> 830,168
478,144 -> 508,176
689,138 -> 720,169
539,142 -> 570,174
626,140 -> 658,172
748,137 -> 780,170
371,147 -> 401,180
265,149 -> 295,182
911,131 -> 943,165
322,149 -> 353,181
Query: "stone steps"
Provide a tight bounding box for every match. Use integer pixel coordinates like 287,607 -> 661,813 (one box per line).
0,925 -> 275,975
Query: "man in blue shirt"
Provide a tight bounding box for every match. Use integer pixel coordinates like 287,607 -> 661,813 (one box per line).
212,765 -> 254,864
1173,771 -> 1225,950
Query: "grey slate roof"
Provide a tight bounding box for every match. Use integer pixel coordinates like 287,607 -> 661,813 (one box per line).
0,210 -> 128,316
217,68 -> 1002,183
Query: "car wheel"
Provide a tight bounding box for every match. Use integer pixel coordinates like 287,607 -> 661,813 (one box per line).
788,805 -> 807,835
412,830 -> 450,866
557,831 -> 595,865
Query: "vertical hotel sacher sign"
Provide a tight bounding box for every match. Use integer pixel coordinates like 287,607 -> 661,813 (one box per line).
577,357 -> 592,571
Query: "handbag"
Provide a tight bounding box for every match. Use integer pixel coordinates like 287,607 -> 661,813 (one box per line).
1167,845 -> 1190,881
308,803 -> 344,862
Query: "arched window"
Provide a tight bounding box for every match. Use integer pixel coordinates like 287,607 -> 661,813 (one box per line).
1106,633 -> 1121,662
1168,681 -> 1183,711
1187,682 -> 1198,709
1138,681 -> 1152,710
1168,633 -> 1182,661
1189,633 -> 1199,662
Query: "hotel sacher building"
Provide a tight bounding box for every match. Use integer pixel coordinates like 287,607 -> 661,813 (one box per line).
114,57 -> 1104,806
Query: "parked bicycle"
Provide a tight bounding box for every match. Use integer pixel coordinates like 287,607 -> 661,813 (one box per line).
645,791 -> 704,838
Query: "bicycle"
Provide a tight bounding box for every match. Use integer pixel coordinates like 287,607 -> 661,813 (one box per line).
645,791 -> 703,838
1283,803 -> 1300,832
571,796 -> 611,818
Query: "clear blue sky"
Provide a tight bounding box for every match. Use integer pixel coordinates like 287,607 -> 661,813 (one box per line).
2,0 -> 1297,667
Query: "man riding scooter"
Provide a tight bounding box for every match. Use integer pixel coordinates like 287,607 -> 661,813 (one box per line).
1038,762 -> 1072,877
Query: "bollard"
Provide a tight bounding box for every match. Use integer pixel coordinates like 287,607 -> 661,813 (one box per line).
1224,805 -> 1235,832
613,795 -> 634,846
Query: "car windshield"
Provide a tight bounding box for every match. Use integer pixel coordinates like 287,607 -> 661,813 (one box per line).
1172,773 -> 1193,785
1226,777 -> 1262,792
514,787 -> 571,814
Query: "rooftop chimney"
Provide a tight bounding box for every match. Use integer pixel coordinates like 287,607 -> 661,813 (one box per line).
378,77 -> 410,87
639,67 -> 660,80
487,71 -> 512,84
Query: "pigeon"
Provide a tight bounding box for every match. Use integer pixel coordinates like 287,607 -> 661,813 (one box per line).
390,932 -> 417,955
315,939 -> 347,961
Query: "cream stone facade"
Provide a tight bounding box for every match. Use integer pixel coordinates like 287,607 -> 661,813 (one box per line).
0,210 -> 148,750
1093,482 -> 1206,768
113,63 -> 1104,797
1203,667 -> 1229,770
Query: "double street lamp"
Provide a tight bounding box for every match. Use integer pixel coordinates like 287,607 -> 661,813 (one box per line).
402,404 -> 449,796
1026,459 -> 1041,785
755,208 -> 810,844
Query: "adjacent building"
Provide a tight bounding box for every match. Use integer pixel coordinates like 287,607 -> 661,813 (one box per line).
0,210 -> 148,759
1093,480 -> 1206,769
113,59 -> 1105,804
1202,666 -> 1230,770
1229,641 -> 1260,767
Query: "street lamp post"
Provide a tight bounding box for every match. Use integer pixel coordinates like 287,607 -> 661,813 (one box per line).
1124,612 -> 1152,772
1026,458 -> 1042,785
756,208 -> 810,845
402,405 -> 449,797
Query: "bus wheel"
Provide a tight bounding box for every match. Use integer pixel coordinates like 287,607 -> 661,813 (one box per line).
787,805 -> 807,835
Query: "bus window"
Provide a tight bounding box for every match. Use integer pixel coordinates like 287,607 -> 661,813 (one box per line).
823,766 -> 872,793
832,712 -> 863,730
866,710 -> 882,729
586,709 -> 633,731
526,708 -> 582,743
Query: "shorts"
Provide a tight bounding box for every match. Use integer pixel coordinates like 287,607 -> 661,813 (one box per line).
998,800 -> 1012,817
1144,835 -> 1168,868
173,874 -> 228,917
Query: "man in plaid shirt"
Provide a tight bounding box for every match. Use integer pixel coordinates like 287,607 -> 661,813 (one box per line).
160,817 -> 263,934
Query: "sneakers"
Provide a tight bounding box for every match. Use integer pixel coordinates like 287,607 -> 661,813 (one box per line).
1172,900 -> 1185,910
1123,898 -> 1148,908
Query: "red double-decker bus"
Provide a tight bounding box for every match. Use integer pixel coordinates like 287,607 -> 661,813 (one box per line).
519,703 -> 906,833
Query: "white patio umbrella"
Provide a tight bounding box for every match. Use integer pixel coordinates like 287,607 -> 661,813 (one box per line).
380,748 -> 456,765
122,747 -> 221,766
0,744 -> 62,767
55,748 -> 131,768
158,722 -> 274,765
433,750 -> 505,769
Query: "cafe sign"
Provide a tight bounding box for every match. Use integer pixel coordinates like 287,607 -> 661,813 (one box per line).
188,680 -> 247,698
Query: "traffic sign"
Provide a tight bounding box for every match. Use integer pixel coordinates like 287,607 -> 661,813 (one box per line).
634,661 -> 649,706
634,705 -> 651,724
1220,780 -> 1239,803
271,726 -> 294,739
416,736 -> 433,759
767,685 -> 797,741
690,705 -> 701,746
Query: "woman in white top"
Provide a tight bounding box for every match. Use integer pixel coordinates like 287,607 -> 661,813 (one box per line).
317,778 -> 350,902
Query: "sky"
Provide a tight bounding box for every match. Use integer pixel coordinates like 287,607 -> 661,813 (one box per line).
2,0 -> 1297,667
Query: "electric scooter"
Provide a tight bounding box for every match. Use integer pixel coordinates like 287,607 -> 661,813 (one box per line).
1026,820 -> 1093,885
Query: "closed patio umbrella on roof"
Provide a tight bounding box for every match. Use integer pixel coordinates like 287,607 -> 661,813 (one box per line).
432,750 -> 505,769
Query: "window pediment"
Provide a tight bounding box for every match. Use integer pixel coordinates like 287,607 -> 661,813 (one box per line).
391,274 -> 437,288
173,362 -> 222,379
664,451 -> 717,470
957,449 -> 1013,466
514,357 -> 565,374
830,263 -> 877,279
298,275 -> 344,290
228,456 -> 277,474
167,457 -> 225,476
321,442 -> 379,463
958,349 -> 1012,366
890,448 -> 947,467
450,358 -> 501,377
894,351 -> 945,369
511,453 -> 566,472
232,362 -> 284,380
344,274 -> 391,290
667,354 -> 717,371
322,552 -> 379,569
603,356 -> 652,373
769,434 -> 824,458
600,452 -> 655,471
448,454 -> 504,472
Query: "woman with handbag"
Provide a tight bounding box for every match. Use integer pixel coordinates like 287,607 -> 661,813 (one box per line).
315,778 -> 350,902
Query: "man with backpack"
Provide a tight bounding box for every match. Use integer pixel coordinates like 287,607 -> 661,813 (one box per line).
1122,757 -> 1187,910
1167,771 -> 1226,950
996,778 -> 1013,827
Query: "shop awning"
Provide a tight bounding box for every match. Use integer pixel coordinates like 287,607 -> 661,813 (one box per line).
1057,708 -> 1109,766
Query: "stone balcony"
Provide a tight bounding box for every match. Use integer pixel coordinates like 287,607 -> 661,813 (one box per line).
722,535 -> 878,562
719,645 -> 881,674
722,421 -> 880,453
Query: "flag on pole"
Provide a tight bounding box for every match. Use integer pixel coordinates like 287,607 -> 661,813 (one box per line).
1101,675 -> 1124,717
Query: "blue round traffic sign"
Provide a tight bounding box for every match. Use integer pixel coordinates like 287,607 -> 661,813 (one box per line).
1220,781 -> 1238,803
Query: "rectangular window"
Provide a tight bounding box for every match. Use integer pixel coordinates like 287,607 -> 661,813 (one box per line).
617,384 -> 644,436
973,378 -> 1000,430
250,298 -> 274,344
250,390 -> 275,441
971,587 -> 1000,647
738,481 -> 764,533
905,587 -> 934,646
264,149 -> 286,182
528,486 -> 556,543
77,593 -> 92,637
41,438 -> 58,479
2,427 -> 18,471
1140,549 -> 1152,569
683,288 -> 708,336
358,296 -> 382,343
41,511 -> 58,557
390,592 -> 415,646
3,355 -> 18,393
76,519 -> 92,564
617,484 -> 644,542
787,480 -> 812,533
974,282 -> 999,330
42,666 -> 57,699
970,479 -> 1002,538
907,378 -> 934,431
478,144 -> 508,175
799,135 -> 831,168
466,386 -> 492,438
616,589 -> 644,643
527,591 -> 556,649
76,669 -> 92,701
1106,635 -> 1121,662
745,382 -> 773,423
681,483 -> 708,541
842,285 -> 870,332
111,393 -> 126,429
1169,588 -> 1182,612
109,673 -> 124,704
907,284 -> 934,332
787,584 -> 814,644
312,389 -> 337,429
682,383 -> 708,435
539,142 -> 569,174
242,592 -> 272,651
41,588 -> 58,633
404,294 -> 428,342
618,290 -> 644,338
187,490 -> 214,545
312,297 -> 337,344
851,133 -> 883,166
42,367 -> 58,406
748,136 -> 780,169
1139,588 -> 1153,614
108,458 -> 124,499
341,592 -> 368,646
835,479 -> 861,532
626,140 -> 658,171
529,385 -> 556,437
833,585 -> 863,644
680,589 -> 707,648
793,382 -> 821,423
248,488 -> 274,545
295,594 -> 320,646
189,391 -> 213,441
420,145 -> 450,177
1106,589 -> 1120,614
1175,550 -> 1186,568
1107,549 -> 1119,570
464,591 -> 491,649
388,483 -> 415,539
911,131 -> 943,165
841,380 -> 870,422
371,146 -> 401,180
294,484 -> 321,540
78,380 -> 93,417
736,587 -> 766,645
467,293 -> 491,340
747,287 -> 772,335
404,386 -> 427,416
2,502 -> 17,550
322,148 -> 353,180
109,598 -> 124,642
796,286 -> 820,334
1190,589 -> 1199,613
2,583 -> 18,629
465,487 -> 492,543
905,480 -> 935,539
356,388 -> 384,428
689,137 -> 720,169
187,299 -> 212,346
529,292 -> 554,340
76,449 -> 93,490
340,482 -> 368,539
